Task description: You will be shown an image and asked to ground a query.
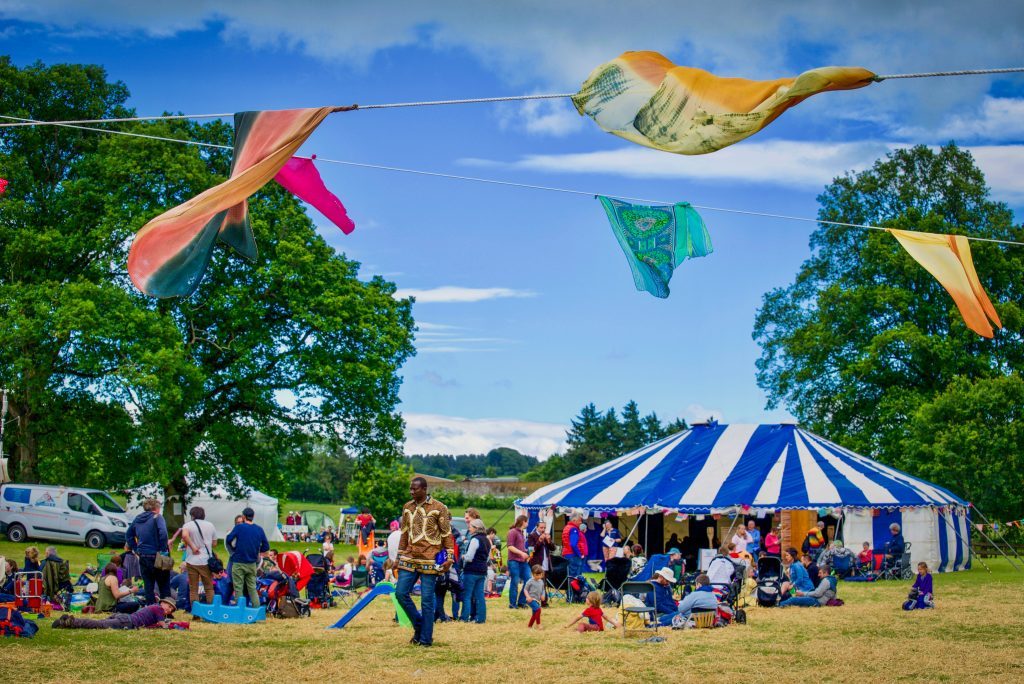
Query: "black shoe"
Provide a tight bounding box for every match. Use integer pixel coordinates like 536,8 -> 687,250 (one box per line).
410,636 -> 421,645
417,641 -> 433,647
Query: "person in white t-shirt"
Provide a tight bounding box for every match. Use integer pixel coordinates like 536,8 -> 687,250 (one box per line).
386,520 -> 402,563
180,506 -> 217,615
707,545 -> 737,586
731,528 -> 751,555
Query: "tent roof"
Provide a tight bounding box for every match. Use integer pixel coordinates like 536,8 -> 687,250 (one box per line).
517,423 -> 967,513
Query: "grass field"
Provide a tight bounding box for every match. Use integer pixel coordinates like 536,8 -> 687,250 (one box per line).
1,534 -> 1022,683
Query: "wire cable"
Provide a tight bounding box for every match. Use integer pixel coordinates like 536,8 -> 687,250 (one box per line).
3,114 -> 1023,247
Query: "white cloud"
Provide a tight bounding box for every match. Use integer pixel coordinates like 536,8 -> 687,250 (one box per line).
403,412 -> 567,457
680,404 -> 724,425
7,2 -> 1024,132
394,286 -> 536,303
462,140 -> 895,190
495,98 -> 585,137
896,97 -> 1024,143
462,140 -> 1024,203
418,371 -> 459,388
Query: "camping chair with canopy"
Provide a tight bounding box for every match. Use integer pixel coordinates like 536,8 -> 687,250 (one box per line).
600,557 -> 632,603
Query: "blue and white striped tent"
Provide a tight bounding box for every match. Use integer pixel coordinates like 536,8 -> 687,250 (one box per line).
517,423 -> 972,572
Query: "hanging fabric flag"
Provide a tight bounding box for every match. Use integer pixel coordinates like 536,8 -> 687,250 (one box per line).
0,178 -> 8,194
574,51 -> 876,155
599,196 -> 713,298
128,107 -> 334,298
889,229 -> 1002,338
274,155 -> 355,235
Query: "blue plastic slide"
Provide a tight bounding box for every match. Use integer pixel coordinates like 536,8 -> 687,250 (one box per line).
328,581 -> 411,629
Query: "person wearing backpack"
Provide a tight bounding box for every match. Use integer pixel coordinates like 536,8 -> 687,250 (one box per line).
181,506 -> 219,617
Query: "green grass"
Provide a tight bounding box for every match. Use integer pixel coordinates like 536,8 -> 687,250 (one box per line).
2,553 -> 1022,683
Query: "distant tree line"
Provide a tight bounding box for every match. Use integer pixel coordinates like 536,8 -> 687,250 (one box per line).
523,400 -> 687,481
406,447 -> 539,479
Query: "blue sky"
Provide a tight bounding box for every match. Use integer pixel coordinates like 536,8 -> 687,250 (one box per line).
3,2 -> 1023,457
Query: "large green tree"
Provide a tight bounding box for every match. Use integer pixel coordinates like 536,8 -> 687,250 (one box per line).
753,144 -> 1024,516
0,59 -> 416,527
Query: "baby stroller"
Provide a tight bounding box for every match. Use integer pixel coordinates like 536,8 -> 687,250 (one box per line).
304,553 -> 334,609
266,578 -> 311,619
710,576 -> 747,624
756,556 -> 783,607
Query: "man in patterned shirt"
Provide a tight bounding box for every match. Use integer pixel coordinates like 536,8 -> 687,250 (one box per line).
396,476 -> 454,647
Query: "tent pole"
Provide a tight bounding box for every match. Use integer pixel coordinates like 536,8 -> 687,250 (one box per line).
622,510 -> 643,547
939,512 -> 993,574
723,511 -> 740,545
972,508 -> 1024,570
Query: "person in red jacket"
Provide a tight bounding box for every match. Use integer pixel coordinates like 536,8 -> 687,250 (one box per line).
561,513 -> 588,579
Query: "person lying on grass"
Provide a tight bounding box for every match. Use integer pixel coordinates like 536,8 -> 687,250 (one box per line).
53,597 -> 175,629
566,591 -> 619,632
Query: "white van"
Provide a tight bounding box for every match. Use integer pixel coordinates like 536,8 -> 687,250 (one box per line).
0,483 -> 131,549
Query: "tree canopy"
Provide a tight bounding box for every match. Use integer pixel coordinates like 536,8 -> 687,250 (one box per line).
524,401 -> 686,481
753,144 -> 1024,519
0,59 -> 416,525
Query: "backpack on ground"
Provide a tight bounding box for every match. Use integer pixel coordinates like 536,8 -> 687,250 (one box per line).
0,607 -> 38,638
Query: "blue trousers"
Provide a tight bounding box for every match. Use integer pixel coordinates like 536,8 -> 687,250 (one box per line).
779,596 -> 819,607
507,560 -> 530,608
395,569 -> 438,644
460,572 -> 486,624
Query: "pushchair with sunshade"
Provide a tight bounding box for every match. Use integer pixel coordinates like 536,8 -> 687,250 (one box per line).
304,553 -> 334,609
756,556 -> 783,607
710,576 -> 747,624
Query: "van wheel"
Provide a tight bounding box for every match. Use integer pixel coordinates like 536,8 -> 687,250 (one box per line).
7,523 -> 27,543
85,530 -> 106,549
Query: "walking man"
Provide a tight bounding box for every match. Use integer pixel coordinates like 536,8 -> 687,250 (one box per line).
396,476 -> 454,647
181,506 -> 217,617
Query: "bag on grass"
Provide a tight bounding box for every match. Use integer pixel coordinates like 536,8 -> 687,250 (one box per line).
0,607 -> 37,638
826,598 -> 845,607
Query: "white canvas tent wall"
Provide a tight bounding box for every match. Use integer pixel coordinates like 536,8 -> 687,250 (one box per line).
127,482 -> 284,542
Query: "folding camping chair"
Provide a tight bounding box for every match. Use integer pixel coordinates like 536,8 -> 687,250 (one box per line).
620,581 -> 660,639
545,556 -> 569,604
629,554 -> 669,582
600,557 -> 631,605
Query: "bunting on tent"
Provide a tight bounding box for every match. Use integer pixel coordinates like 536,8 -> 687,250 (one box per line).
573,51 -> 876,155
128,107 -> 335,298
599,196 -> 713,298
889,228 -> 1002,338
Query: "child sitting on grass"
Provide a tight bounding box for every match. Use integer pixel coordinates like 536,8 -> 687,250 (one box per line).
566,591 -> 619,633
903,562 -> 934,610
523,565 -> 546,630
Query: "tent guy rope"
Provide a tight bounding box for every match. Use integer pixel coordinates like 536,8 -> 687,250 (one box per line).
3,113 -> 1024,248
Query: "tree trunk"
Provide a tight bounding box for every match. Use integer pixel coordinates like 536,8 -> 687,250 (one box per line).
6,399 -> 39,483
163,475 -> 188,534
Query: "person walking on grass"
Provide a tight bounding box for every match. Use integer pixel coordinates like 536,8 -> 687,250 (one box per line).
523,565 -> 546,630
226,507 -> 269,608
506,515 -> 530,609
181,506 -> 217,618
396,476 -> 454,647
127,497 -> 171,605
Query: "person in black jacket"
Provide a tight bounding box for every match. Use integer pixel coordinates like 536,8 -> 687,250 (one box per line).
127,498 -> 170,605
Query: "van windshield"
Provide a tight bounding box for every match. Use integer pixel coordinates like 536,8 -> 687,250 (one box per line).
88,491 -> 125,514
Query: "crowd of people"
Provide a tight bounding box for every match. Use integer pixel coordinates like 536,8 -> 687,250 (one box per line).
0,481 -> 938,636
